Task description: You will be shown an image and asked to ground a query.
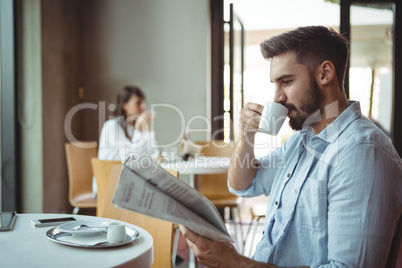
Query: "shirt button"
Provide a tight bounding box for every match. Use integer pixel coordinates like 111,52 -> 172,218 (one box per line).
287,173 -> 291,177
275,201 -> 278,205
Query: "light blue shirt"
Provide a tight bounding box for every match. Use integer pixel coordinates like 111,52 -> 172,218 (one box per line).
229,101 -> 402,267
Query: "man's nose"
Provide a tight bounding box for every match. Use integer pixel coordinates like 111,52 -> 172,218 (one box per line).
273,88 -> 286,104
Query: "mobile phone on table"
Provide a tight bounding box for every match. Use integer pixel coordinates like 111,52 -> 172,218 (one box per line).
0,211 -> 17,231
31,216 -> 77,227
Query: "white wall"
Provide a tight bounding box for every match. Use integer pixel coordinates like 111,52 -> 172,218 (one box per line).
19,0 -> 210,212
82,0 -> 210,148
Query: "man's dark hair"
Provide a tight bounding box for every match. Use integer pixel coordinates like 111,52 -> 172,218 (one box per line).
260,26 -> 349,88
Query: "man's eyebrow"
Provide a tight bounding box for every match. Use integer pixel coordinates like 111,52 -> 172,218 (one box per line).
271,74 -> 295,83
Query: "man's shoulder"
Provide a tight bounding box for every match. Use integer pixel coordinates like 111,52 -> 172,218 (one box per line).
342,114 -> 390,144
338,115 -> 399,160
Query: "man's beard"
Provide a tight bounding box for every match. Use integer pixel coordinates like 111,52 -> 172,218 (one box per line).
286,78 -> 325,131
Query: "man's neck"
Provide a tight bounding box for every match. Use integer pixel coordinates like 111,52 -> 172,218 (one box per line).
310,93 -> 349,135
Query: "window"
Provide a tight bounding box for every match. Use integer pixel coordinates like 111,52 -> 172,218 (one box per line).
349,3 -> 393,135
341,0 -> 402,156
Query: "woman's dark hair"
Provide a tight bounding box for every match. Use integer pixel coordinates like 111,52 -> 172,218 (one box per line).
114,85 -> 145,119
260,26 -> 349,88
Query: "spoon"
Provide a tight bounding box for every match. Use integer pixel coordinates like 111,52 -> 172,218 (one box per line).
94,241 -> 111,246
72,224 -> 107,231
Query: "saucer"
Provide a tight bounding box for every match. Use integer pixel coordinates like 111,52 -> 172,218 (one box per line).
56,220 -> 109,237
46,225 -> 140,248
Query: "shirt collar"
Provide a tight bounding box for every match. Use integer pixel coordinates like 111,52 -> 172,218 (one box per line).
302,100 -> 362,143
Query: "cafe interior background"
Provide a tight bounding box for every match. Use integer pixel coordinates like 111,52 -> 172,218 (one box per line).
1,0 -> 401,253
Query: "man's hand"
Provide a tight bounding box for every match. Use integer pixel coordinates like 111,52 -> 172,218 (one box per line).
179,225 -> 246,268
228,102 -> 263,191
240,102 -> 264,142
179,225 -> 309,268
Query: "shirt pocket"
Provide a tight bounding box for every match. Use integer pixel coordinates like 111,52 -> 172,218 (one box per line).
292,177 -> 327,232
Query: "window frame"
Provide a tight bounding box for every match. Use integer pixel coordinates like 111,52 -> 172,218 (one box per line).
1,0 -> 19,211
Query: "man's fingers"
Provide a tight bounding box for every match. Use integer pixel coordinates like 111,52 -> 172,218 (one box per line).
241,103 -> 264,124
179,225 -> 198,244
184,236 -> 197,251
178,224 -> 187,235
244,102 -> 264,114
179,225 -> 211,252
240,108 -> 262,131
179,225 -> 199,253
244,115 -> 260,127
242,109 -> 260,122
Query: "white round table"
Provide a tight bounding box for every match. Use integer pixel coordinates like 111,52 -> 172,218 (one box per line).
1,213 -> 153,268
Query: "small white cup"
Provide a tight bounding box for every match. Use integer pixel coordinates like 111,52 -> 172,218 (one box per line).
107,222 -> 126,244
258,101 -> 289,135
179,139 -> 202,158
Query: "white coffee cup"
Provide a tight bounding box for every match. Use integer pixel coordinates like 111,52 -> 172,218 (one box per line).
107,222 -> 126,244
179,139 -> 202,158
258,101 -> 289,135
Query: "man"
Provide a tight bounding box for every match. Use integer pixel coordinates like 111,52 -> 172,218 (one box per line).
179,26 -> 402,267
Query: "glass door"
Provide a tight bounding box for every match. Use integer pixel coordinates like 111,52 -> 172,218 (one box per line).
349,3 -> 393,135
341,0 -> 402,157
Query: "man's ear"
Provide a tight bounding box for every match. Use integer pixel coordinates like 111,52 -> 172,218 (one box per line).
315,60 -> 336,86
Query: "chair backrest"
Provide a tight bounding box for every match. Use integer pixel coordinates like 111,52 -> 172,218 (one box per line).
385,213 -> 402,268
91,158 -> 122,217
196,140 -> 236,199
103,165 -> 178,268
196,140 -> 235,157
65,141 -> 98,207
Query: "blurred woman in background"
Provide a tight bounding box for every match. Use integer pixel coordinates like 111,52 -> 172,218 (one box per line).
98,85 -> 159,161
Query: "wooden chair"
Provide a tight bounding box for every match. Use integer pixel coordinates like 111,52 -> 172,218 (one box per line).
195,140 -> 238,209
65,141 -> 98,214
103,164 -> 178,268
90,158 -> 122,217
195,140 -> 243,247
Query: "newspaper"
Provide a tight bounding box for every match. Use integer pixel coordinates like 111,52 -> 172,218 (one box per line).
112,154 -> 233,242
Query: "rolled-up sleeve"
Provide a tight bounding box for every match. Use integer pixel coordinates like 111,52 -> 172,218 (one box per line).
228,147 -> 288,198
313,143 -> 402,268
